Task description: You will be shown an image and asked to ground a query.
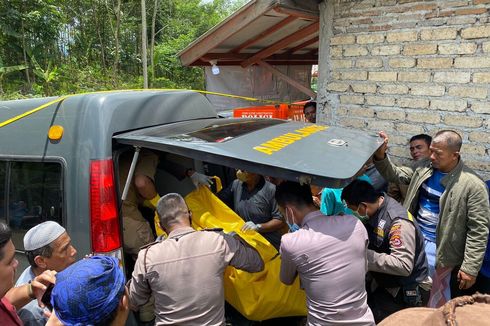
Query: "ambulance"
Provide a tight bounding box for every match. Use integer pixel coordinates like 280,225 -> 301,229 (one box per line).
0,90 -> 381,320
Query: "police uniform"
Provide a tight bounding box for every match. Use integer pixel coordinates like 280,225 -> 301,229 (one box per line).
128,227 -> 264,326
365,195 -> 429,323
119,150 -> 159,259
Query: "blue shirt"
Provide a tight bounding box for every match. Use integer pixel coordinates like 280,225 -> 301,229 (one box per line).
15,266 -> 48,326
320,174 -> 372,216
416,170 -> 446,242
481,180 -> 490,278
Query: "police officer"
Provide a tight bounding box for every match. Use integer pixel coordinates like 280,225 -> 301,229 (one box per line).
127,193 -> 264,325
341,179 -> 430,323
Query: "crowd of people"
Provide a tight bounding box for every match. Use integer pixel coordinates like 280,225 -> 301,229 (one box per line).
1,102 -> 489,325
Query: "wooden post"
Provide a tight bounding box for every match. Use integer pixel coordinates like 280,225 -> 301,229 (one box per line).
257,60 -> 316,98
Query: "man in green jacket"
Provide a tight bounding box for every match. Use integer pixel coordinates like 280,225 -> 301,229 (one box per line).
373,130 -> 490,307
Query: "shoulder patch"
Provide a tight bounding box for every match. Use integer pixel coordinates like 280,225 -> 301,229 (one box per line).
389,223 -> 403,248
378,219 -> 386,229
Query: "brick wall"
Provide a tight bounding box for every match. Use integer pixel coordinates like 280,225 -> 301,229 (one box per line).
321,0 -> 490,179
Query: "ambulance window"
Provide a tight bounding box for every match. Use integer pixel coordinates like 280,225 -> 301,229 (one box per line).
8,162 -> 63,251
186,119 -> 285,143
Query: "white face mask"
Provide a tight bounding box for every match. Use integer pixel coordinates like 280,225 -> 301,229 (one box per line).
352,205 -> 369,223
236,169 -> 249,182
285,207 -> 300,232
343,199 -> 369,223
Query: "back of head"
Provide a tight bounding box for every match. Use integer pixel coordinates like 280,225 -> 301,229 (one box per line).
157,193 -> 188,229
51,256 -> 125,326
379,293 -> 490,326
433,129 -> 462,152
409,134 -> 432,146
341,179 -> 379,206
0,221 -> 12,260
275,181 -> 313,207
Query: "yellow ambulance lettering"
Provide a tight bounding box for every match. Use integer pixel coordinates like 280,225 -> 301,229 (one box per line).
253,125 -> 327,155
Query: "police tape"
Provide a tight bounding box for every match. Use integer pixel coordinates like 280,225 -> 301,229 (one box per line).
0,88 -> 306,128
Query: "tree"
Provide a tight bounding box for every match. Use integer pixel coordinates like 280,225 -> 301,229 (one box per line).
141,0 -> 148,88
30,55 -> 58,96
0,61 -> 27,94
0,0 -> 247,99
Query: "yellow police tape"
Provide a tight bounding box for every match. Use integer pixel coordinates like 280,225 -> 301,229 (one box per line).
185,186 -> 307,321
0,88 -> 297,128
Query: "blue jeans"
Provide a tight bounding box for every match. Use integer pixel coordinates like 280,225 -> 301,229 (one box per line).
424,238 -> 436,279
425,238 -> 452,300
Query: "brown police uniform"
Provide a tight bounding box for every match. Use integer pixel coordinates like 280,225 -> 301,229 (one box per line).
119,149 -> 159,259
128,227 -> 264,326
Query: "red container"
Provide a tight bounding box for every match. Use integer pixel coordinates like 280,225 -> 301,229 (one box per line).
233,102 -> 307,121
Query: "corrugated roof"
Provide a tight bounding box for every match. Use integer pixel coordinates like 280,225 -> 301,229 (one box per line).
178,0 -> 320,67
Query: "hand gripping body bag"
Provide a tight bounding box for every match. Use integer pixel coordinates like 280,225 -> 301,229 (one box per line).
185,186 -> 307,320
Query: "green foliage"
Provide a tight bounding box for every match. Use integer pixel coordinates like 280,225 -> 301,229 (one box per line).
0,0 -> 247,99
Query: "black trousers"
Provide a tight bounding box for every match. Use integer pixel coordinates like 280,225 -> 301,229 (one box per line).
367,286 -> 429,323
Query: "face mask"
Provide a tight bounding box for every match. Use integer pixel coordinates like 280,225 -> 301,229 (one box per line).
236,170 -> 248,183
285,207 -> 300,233
352,204 -> 369,223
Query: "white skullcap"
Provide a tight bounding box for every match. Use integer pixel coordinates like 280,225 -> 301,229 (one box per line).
24,221 -> 66,251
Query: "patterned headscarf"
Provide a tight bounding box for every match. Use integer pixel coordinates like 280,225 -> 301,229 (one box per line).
51,256 -> 125,326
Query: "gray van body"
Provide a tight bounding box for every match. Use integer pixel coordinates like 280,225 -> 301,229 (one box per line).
1,90 -> 382,274
0,90 -> 217,263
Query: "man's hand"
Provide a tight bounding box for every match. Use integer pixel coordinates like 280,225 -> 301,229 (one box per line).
374,131 -> 389,161
190,171 -> 213,188
32,270 -> 57,307
241,221 -> 261,232
457,270 -> 476,290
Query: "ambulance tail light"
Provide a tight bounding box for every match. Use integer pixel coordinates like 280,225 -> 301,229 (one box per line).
90,159 -> 122,253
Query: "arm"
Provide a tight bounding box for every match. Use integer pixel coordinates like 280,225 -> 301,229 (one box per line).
374,155 -> 416,186
279,239 -> 297,285
261,191 -> 285,232
127,251 -> 153,310
5,284 -> 34,310
5,270 -> 56,310
387,182 -> 403,203
223,232 -> 264,273
258,218 -> 284,233
460,181 -> 490,279
241,186 -> 286,232
373,131 -> 415,185
367,219 -> 415,276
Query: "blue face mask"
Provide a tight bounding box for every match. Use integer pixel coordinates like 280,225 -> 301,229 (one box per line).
285,208 -> 300,232
287,222 -> 301,232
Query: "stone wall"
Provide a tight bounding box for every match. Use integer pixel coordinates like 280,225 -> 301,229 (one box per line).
319,0 -> 490,179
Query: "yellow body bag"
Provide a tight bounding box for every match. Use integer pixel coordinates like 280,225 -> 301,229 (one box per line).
185,186 -> 307,321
